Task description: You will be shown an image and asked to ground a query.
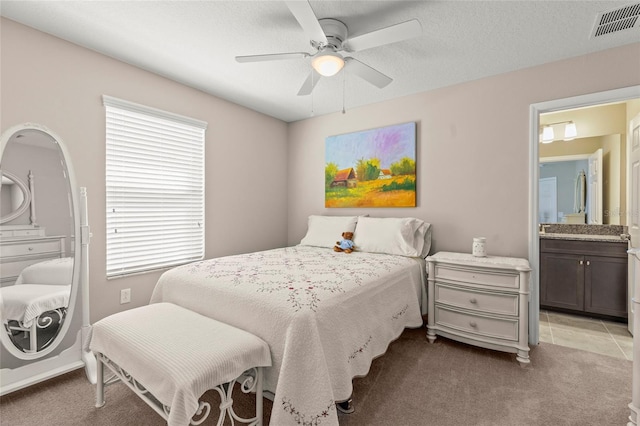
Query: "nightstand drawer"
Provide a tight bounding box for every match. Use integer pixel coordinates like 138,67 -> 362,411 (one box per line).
434,265 -> 519,289
434,306 -> 519,341
435,283 -> 519,316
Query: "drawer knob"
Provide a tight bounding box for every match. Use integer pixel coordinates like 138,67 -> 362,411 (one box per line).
469,298 -> 477,304
469,321 -> 477,328
28,247 -> 34,251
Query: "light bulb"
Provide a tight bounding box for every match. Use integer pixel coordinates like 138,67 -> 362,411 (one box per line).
541,126 -> 554,143
564,122 -> 577,140
312,53 -> 345,77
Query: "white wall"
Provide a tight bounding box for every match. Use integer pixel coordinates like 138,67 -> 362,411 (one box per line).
287,42 -> 640,258
0,18 -> 289,322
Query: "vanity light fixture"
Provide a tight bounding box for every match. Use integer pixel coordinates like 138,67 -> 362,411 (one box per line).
541,126 -> 554,143
539,121 -> 578,143
563,121 -> 577,140
312,52 -> 345,77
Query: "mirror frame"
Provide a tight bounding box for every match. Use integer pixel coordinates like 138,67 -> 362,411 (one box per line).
0,170 -> 32,224
0,123 -> 82,361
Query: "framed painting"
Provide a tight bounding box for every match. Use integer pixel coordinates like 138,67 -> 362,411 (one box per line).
325,122 -> 416,208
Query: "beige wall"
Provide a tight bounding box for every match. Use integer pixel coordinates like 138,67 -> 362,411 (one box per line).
3,17 -> 640,322
287,42 -> 640,257
0,18 -> 289,322
603,134 -> 623,225
541,102 -> 628,137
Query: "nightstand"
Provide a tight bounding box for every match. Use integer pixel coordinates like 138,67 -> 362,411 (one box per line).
426,252 -> 531,365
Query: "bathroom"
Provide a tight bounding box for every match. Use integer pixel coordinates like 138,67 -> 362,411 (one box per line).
537,99 -> 639,360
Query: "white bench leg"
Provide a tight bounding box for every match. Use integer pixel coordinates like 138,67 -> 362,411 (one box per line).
95,353 -> 105,408
256,368 -> 263,426
29,322 -> 37,353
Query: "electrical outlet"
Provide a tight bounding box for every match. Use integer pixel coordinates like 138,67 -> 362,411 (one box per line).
120,288 -> 131,304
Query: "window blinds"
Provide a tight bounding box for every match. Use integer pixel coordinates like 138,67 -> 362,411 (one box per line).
104,96 -> 206,278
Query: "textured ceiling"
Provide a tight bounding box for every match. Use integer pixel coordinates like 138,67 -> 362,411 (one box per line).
1,1 -> 639,122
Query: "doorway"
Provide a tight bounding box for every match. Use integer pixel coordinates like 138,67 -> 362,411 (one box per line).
528,86 -> 640,347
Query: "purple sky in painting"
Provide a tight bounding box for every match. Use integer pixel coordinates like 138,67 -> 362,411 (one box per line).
325,122 -> 415,169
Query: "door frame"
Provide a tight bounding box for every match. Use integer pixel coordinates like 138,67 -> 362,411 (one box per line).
528,85 -> 640,345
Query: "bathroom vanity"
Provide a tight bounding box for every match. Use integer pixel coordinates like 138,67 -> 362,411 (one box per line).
539,225 -> 628,320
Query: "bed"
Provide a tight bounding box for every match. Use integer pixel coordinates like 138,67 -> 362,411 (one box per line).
1,257 -> 74,352
150,216 -> 431,426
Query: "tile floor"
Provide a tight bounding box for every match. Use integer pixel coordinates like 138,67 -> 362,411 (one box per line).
539,310 -> 633,361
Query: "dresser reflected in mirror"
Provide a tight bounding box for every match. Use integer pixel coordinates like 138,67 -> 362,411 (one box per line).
0,128 -> 74,354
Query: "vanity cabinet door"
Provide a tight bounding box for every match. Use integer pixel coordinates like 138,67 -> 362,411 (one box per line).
585,256 -> 628,318
540,252 -> 584,311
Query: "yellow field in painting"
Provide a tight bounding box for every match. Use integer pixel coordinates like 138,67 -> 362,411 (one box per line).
325,176 -> 415,208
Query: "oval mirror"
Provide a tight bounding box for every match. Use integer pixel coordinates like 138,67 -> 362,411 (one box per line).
0,124 -> 79,360
0,170 -> 31,223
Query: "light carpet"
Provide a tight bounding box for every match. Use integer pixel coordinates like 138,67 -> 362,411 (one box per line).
0,327 -> 631,425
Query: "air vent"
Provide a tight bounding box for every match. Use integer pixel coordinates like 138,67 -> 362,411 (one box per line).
591,3 -> 640,37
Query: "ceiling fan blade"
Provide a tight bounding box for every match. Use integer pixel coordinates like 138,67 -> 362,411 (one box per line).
343,19 -> 422,52
297,70 -> 322,96
236,52 -> 310,63
285,0 -> 327,44
344,58 -> 392,89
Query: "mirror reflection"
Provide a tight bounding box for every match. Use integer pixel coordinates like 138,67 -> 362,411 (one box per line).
539,102 -> 628,226
0,172 -> 29,221
539,157 -> 591,224
0,129 -> 75,353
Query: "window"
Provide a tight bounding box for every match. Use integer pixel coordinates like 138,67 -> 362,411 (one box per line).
104,96 -> 206,278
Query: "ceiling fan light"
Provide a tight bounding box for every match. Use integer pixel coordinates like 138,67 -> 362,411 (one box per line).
541,125 -> 554,143
312,52 -> 344,77
564,121 -> 577,140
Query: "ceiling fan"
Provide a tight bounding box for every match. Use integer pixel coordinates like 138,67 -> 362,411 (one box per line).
235,1 -> 422,96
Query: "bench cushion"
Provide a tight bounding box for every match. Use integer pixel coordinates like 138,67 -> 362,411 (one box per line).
89,302 -> 271,425
1,284 -> 70,327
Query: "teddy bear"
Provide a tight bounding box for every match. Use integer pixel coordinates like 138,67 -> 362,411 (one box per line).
334,231 -> 355,254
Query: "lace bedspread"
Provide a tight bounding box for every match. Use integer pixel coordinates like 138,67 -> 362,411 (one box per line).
150,245 -> 426,426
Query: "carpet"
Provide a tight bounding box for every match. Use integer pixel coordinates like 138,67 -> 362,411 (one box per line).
0,327 -> 631,425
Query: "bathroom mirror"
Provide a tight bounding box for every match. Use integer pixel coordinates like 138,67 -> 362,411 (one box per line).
539,106 -> 627,226
0,123 -> 94,395
540,144 -> 623,225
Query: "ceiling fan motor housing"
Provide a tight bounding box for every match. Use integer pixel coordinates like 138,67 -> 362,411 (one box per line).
316,18 -> 348,51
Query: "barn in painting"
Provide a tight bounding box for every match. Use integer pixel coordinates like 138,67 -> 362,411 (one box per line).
331,168 -> 357,188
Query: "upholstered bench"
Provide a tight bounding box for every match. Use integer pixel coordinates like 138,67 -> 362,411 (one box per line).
89,302 -> 271,426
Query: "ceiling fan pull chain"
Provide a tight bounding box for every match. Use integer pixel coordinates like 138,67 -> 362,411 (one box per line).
310,69 -> 315,117
342,70 -> 346,114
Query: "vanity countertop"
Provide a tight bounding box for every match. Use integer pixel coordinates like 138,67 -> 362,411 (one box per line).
539,233 -> 628,243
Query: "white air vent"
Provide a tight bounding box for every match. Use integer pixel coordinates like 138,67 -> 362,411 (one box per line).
591,3 -> 640,37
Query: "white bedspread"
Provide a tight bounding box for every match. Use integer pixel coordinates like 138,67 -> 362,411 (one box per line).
15,257 -> 74,286
1,284 -> 70,327
150,245 -> 426,426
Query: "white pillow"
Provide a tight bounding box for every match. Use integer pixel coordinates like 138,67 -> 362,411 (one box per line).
420,224 -> 433,258
300,215 -> 358,248
353,217 -> 427,257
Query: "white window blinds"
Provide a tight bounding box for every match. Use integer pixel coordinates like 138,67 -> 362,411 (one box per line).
104,95 -> 206,278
